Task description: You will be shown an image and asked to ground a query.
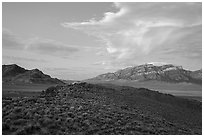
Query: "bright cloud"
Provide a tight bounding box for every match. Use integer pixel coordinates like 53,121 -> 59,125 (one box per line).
62,2 -> 202,68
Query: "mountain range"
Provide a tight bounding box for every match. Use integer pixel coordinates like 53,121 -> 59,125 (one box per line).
2,64 -> 64,84
2,64 -> 202,134
89,64 -> 202,85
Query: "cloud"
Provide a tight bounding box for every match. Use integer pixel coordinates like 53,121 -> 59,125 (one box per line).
2,29 -> 24,49
3,55 -> 47,62
62,2 -> 202,67
157,25 -> 202,59
2,29 -> 79,57
25,37 -> 79,57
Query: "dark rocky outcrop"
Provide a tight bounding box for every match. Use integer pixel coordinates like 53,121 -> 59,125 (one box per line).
3,64 -> 27,78
2,64 -> 64,84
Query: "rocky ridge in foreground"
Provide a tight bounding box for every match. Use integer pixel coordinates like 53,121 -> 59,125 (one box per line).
2,83 -> 202,135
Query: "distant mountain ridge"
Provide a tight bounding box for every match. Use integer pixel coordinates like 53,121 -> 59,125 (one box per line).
2,64 -> 64,84
90,64 -> 202,85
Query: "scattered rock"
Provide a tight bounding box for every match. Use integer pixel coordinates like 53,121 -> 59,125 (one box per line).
2,83 -> 201,135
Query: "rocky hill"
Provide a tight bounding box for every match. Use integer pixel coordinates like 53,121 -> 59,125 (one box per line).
3,64 -> 27,78
190,69 -> 202,80
2,64 -> 64,84
90,64 -> 202,85
2,82 -> 201,134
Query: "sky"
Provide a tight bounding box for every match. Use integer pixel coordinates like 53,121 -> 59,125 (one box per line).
2,2 -> 202,80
